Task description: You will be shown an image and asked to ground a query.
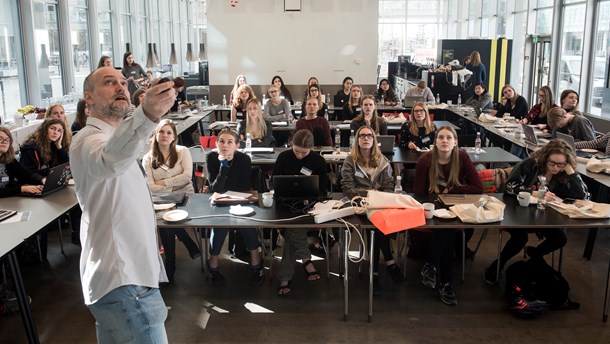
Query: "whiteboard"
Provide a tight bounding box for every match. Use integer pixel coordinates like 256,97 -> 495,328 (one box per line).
207,0 -> 378,86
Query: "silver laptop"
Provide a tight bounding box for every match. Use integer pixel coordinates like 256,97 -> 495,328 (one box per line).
556,131 -> 603,158
403,96 -> 425,108
521,124 -> 548,147
377,135 -> 395,154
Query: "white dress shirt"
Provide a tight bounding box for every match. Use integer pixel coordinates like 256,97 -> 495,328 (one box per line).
70,107 -> 167,305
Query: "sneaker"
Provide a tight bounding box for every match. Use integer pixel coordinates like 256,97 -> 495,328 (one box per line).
251,262 -> 265,286
483,262 -> 500,285
373,275 -> 382,296
439,283 -> 458,306
387,264 -> 405,286
421,263 -> 437,288
525,245 -> 543,259
208,263 -> 225,285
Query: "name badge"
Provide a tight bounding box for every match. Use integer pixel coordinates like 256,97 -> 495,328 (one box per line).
439,180 -> 447,187
278,110 -> 285,115
355,171 -> 365,179
300,167 -> 312,176
422,136 -> 431,143
237,111 -> 243,118
161,164 -> 169,171
355,107 -> 361,113
1,176 -> 9,183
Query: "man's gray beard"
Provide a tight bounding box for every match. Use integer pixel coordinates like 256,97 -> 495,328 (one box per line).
102,103 -> 129,121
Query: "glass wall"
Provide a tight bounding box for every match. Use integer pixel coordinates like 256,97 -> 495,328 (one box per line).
68,0 -> 90,92
97,0 -> 113,66
590,0 -> 610,114
33,0 -> 63,101
558,2 -> 586,101
0,0 -> 23,120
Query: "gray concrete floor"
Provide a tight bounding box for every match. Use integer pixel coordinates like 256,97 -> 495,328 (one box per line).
1,227 -> 610,343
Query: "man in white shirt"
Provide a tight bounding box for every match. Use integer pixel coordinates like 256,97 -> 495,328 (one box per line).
70,67 -> 176,343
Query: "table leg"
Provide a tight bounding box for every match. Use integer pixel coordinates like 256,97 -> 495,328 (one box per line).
603,255 -> 610,322
368,229 -> 374,323
8,251 -> 40,344
583,228 -> 598,260
343,228 -> 348,321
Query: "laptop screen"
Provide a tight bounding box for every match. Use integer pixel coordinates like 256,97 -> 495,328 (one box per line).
273,175 -> 320,199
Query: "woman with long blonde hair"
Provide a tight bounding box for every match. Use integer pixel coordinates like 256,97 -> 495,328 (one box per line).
229,74 -> 247,104
231,84 -> 255,122
237,98 -> 276,147
342,84 -> 363,121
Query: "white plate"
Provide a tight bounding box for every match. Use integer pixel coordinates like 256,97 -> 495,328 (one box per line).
162,210 -> 189,222
154,203 -> 176,211
434,209 -> 457,219
229,205 -> 254,216
581,148 -> 598,153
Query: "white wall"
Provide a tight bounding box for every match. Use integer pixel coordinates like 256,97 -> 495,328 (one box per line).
207,0 -> 379,86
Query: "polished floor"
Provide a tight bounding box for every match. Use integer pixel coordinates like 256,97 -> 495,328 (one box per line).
1,227 -> 610,344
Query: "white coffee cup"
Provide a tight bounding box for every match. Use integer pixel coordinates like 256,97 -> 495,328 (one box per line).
262,192 -> 273,207
517,192 -> 530,207
447,100 -> 453,105
514,130 -> 522,139
423,203 -> 435,219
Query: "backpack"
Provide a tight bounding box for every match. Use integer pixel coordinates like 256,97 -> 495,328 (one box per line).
504,258 -> 570,318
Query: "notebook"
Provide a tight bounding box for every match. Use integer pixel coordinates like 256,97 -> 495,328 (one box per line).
403,96 -> 425,108
437,194 -> 484,206
377,135 -> 395,154
21,163 -> 70,197
273,175 -> 321,199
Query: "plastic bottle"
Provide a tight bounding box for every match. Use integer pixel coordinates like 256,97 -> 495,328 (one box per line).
203,95 -> 208,106
324,108 -> 329,121
457,94 -> 462,105
326,93 -> 331,105
349,129 -> 355,147
435,93 -> 440,104
335,128 -> 341,149
394,176 -> 403,194
475,131 -> 482,154
380,95 -> 385,107
222,95 -> 227,107
245,133 -> 252,154
537,176 -> 547,211
262,94 -> 267,106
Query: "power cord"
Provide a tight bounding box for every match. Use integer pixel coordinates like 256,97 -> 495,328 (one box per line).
337,218 -> 367,263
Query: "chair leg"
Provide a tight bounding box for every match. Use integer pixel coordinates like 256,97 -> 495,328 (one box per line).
324,229 -> 330,280
57,218 -> 65,255
461,231 -> 465,282
472,228 -> 489,257
496,231 -> 503,283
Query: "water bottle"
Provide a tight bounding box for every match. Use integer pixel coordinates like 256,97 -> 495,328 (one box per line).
457,94 -> 462,105
394,176 -> 403,194
349,129 -> 355,147
245,133 -> 252,154
203,95 -> 209,106
474,131 -> 482,154
222,95 -> 227,107
380,95 -> 385,107
335,128 -> 341,149
326,93 -> 331,105
537,176 -> 547,211
435,93 -> 440,104
262,94 -> 267,106
324,108 -> 329,121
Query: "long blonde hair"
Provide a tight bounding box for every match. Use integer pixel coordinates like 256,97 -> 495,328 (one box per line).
245,98 -> 267,140
408,102 -> 435,136
353,95 -> 385,134
349,125 -> 383,168
427,126 -> 463,193
231,74 -> 246,101
347,85 -> 362,112
232,84 -> 255,109
538,85 -> 554,118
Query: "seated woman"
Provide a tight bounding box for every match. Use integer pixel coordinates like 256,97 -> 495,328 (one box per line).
374,79 -> 398,106
547,107 -> 595,141
237,98 -> 276,148
21,119 -> 69,177
484,140 -> 587,285
413,126 -> 483,305
300,84 -> 328,118
273,129 -> 328,296
400,102 -> 436,150
205,127 -> 264,285
264,85 -> 292,122
303,76 -> 323,101
465,83 -> 493,110
341,126 -> 405,295
296,97 -> 332,146
44,104 -> 72,146
229,74 -> 247,105
491,84 -> 529,119
405,80 -> 435,103
271,75 -> 293,105
342,84 -> 363,121
0,127 -> 44,197
350,95 -> 388,135
335,76 -> 353,106
170,77 -> 190,112
71,99 -> 89,133
575,132 -> 610,156
231,84 -> 256,122
142,119 -> 201,284
521,86 -> 558,127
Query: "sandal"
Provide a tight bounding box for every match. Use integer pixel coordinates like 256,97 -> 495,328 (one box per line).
303,260 -> 321,282
277,281 -> 293,296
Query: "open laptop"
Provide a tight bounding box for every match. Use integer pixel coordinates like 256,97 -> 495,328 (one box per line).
377,135 -> 395,154
556,131 -> 603,159
21,163 -> 70,197
273,175 -> 321,200
521,124 -> 549,147
333,95 -> 347,108
152,191 -> 188,206
403,96 -> 425,108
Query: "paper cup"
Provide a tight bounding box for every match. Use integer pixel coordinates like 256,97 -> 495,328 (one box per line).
262,192 -> 274,207
423,203 -> 435,219
517,192 -> 530,207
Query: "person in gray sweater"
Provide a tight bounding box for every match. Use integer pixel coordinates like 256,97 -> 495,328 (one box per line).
547,107 -> 596,142
465,83 -> 493,110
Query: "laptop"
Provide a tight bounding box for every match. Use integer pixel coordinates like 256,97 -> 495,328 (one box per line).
333,95 -> 346,107
21,163 -> 70,197
403,96 -> 425,108
377,135 -> 395,154
521,124 -> 549,147
273,175 -> 321,199
556,132 -> 603,159
152,191 -> 188,206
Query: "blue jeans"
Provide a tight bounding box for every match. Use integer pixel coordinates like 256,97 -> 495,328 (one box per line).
210,228 -> 259,256
88,285 -> 168,344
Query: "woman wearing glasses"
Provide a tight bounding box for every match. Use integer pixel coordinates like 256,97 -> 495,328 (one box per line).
300,84 -> 328,118
0,128 -> 44,197
341,126 -> 405,295
483,140 -> 587,285
400,102 -> 436,150
264,85 -> 292,122
521,85 -> 558,126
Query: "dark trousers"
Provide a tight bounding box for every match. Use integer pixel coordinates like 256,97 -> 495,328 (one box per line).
428,229 -> 455,284
159,228 -> 200,282
496,228 -> 567,270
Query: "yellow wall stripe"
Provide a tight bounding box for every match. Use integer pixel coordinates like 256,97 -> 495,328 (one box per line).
498,38 -> 508,101
488,39 -> 497,102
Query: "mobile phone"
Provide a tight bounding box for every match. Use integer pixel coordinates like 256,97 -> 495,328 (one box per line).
157,77 -> 171,93
563,198 -> 577,204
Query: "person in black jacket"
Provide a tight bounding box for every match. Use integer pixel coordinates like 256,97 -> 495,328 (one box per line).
350,95 -> 388,135
237,98 -> 276,148
205,127 -> 264,286
483,140 -> 587,285
0,127 -> 44,197
400,102 -> 436,150
491,85 -> 529,120
20,119 -> 69,176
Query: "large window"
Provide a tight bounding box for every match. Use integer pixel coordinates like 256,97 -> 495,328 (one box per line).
33,1 -> 63,101
98,0 -> 113,67
558,3 -> 586,99
589,0 -> 610,114
0,0 -> 23,121
119,0 -> 132,56
69,0 -> 90,92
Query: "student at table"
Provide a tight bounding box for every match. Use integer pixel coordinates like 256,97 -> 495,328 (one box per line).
264,85 -> 291,122
231,84 -> 256,122
142,119 -> 201,284
342,84 -> 363,121
560,89 -> 581,114
547,107 -> 595,141
400,102 -> 436,150
97,55 -> 112,68
229,74 -> 247,105
237,98 -> 276,148
465,83 -> 493,110
341,125 -> 405,295
405,80 -> 435,103
273,129 -> 327,296
575,132 -> 610,156
21,118 -> 70,177
206,127 -> 264,285
296,97 -> 332,146
272,75 -> 293,105
350,95 -> 388,135
300,84 -> 328,118
413,126 -> 483,305
303,76 -> 322,101
121,51 -> 147,96
374,79 -> 398,107
521,85 -> 558,126
132,88 -> 147,108
484,140 -> 587,285
170,77 -> 190,112
335,76 -> 353,106
71,99 -> 89,133
44,104 -> 72,146
0,127 -> 44,197
491,84 -> 529,119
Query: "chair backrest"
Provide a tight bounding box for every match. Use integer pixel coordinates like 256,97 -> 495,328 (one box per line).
250,166 -> 268,193
199,135 -> 217,148
478,167 -> 513,193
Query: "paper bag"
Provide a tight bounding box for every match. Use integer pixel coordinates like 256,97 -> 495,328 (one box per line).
449,196 -> 505,223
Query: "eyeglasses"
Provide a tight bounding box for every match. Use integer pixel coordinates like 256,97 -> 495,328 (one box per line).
358,134 -> 374,139
0,138 -> 10,144
413,109 -> 425,113
547,160 -> 567,168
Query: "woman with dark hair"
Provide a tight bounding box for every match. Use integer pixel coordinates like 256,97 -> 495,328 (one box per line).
400,102 -> 436,150
273,129 -> 328,296
374,79 -> 398,106
300,84 -> 328,118
465,83 -> 493,110
335,76 -> 353,106
341,125 -> 405,295
97,55 -> 112,68
342,84 -> 363,121
414,126 -> 483,305
142,119 -> 201,284
521,85 -> 558,126
492,85 -> 529,119
484,140 -> 587,285
121,51 -> 147,96
350,95 -> 387,135
466,51 -> 486,85
170,77 -> 190,112
237,98 -> 276,147
44,104 -> 72,146
132,88 -> 147,108
0,128 -> 44,197
71,99 -> 89,133
271,75 -> 293,105
20,119 -> 70,177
